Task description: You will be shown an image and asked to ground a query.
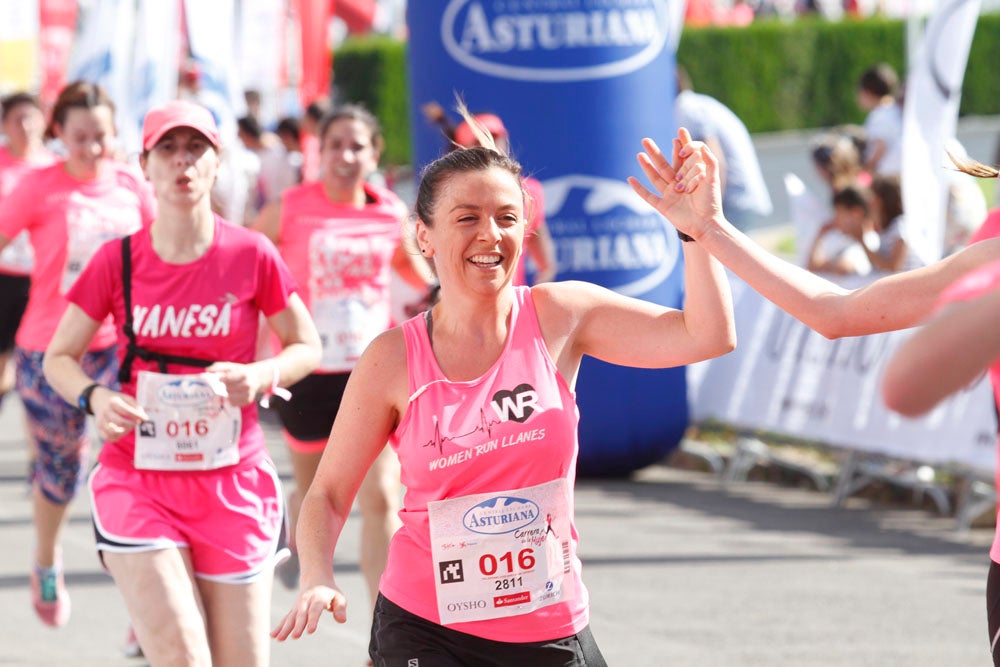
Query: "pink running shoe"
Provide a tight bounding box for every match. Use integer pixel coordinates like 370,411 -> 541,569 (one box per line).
123,624 -> 143,658
31,559 -> 70,627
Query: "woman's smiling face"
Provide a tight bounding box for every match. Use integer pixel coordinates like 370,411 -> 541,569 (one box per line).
417,165 -> 526,296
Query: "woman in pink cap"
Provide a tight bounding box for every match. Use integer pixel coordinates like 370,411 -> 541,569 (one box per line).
272,110 -> 734,665
0,81 -> 155,629
44,99 -> 321,665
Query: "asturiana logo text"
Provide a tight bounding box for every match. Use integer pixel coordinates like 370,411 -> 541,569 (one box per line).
463,496 -> 539,534
442,0 -> 670,82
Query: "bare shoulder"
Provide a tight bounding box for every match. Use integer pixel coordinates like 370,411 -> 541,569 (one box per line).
351,326 -> 410,416
529,280 -> 618,347
356,327 -> 408,379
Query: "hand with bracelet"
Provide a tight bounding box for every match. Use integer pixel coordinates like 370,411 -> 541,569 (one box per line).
76,382 -> 149,443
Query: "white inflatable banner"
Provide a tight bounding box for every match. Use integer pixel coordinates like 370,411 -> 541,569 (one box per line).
687,274 -> 997,472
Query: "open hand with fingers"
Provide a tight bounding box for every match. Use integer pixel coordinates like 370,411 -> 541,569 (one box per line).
271,583 -> 348,641
627,127 -> 725,242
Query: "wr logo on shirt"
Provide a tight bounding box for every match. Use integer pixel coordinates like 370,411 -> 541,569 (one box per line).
491,384 -> 538,423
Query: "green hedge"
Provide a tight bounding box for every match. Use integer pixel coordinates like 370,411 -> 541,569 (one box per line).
333,35 -> 412,166
333,14 -> 1000,165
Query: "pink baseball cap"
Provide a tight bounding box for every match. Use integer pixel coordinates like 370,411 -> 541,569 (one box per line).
454,113 -> 508,148
142,100 -> 221,151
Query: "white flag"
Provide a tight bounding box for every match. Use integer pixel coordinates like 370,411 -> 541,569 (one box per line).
900,0 -> 980,265
185,0 -> 246,146
122,0 -> 181,156
67,0 -> 134,114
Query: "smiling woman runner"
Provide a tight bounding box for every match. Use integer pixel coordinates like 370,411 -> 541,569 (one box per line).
271,111 -> 735,666
42,100 -> 321,666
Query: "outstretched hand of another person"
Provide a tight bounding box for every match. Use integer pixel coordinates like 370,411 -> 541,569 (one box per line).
271,583 -> 348,641
627,128 -> 725,241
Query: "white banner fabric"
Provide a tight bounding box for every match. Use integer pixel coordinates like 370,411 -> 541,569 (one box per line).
900,0 -> 981,266
687,273 -> 997,472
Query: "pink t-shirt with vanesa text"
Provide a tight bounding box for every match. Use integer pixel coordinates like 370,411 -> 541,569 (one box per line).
0,161 -> 155,351
66,216 -> 298,471
381,286 -> 589,643
936,259 -> 1000,562
278,180 -> 402,373
0,145 -> 58,276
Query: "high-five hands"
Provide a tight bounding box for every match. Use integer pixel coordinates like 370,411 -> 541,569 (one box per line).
627,127 -> 725,242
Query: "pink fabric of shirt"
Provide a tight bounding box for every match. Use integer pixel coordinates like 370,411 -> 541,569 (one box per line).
66,216 -> 298,471
936,259 -> 1000,561
278,181 -> 402,372
0,161 -> 155,350
0,145 -> 58,275
968,207 -> 1000,246
380,286 -> 589,643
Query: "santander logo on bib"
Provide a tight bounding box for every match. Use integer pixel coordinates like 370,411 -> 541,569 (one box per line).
463,495 -> 540,535
441,0 -> 671,82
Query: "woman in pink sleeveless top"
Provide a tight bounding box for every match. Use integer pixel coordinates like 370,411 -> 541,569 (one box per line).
630,136 -> 1000,665
273,115 -> 736,664
252,104 -> 433,623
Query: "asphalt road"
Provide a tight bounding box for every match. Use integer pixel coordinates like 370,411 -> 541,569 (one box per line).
0,393 -> 994,666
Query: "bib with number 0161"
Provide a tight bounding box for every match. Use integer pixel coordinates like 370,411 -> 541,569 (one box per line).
427,478 -> 575,625
133,371 -> 241,471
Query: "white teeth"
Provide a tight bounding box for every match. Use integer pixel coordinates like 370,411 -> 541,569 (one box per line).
469,254 -> 502,266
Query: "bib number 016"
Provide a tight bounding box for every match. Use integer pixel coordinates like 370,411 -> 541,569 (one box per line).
478,548 -> 535,576
166,419 -> 209,438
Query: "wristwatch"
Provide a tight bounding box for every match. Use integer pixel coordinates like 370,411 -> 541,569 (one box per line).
677,230 -> 695,243
77,383 -> 101,415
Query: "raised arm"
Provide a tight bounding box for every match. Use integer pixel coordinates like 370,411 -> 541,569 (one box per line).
882,286 -> 1000,416
534,235 -> 735,386
628,129 -> 999,339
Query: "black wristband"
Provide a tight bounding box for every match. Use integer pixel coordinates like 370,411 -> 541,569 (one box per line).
77,383 -> 101,415
677,230 -> 695,243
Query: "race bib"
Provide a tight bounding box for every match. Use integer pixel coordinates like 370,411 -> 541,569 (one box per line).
133,371 -> 241,471
312,294 -> 388,372
427,478 -> 575,625
0,231 -> 34,274
61,200 -> 141,294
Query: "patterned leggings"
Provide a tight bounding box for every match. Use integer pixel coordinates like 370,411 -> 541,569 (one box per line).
15,346 -> 118,504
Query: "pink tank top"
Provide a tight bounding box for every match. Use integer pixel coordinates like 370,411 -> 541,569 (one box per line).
380,286 -> 589,643
278,181 -> 401,373
937,259 -> 1000,562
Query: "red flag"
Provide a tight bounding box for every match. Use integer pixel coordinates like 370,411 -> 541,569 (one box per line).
292,0 -> 333,107
37,0 -> 77,113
